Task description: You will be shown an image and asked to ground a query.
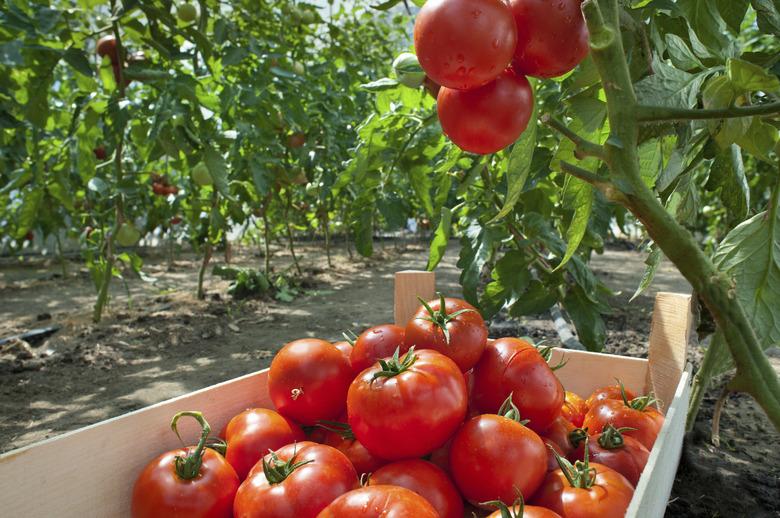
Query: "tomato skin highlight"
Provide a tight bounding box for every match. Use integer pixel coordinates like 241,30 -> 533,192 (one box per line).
583,399 -> 664,450
350,324 -> 407,373
369,459 -> 464,518
508,0 -> 589,78
131,448 -> 238,518
569,433 -> 650,486
268,338 -> 353,425
449,413 -> 547,505
586,384 -> 637,409
233,442 -> 358,518
472,337 -> 564,433
316,485 -> 439,518
414,0 -> 517,90
437,70 -> 534,155
561,391 -> 588,427
223,408 -> 306,480
347,349 -> 467,460
404,297 -> 487,372
487,505 -> 563,518
532,463 -> 634,518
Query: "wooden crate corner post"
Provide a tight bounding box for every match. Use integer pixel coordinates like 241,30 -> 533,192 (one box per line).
393,270 -> 436,326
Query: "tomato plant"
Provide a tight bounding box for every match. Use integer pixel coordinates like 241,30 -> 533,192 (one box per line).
316,485 -> 439,518
233,441 -> 358,518
347,348 -> 467,460
268,339 -> 353,426
131,412 -> 239,518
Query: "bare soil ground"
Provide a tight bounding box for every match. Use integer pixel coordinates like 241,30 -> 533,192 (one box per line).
0,240 -> 777,516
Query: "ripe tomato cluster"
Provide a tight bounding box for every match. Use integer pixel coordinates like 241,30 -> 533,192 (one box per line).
131,295 -> 664,517
151,174 -> 179,196
414,0 -> 589,154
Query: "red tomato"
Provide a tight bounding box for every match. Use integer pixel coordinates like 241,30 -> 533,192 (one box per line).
413,0 -> 517,90
93,146 -> 107,160
348,348 -> 467,460
569,426 -> 650,486
152,182 -> 166,195
350,324 -> 407,373
544,439 -> 567,472
508,0 -> 589,78
561,391 -> 588,427
131,412 -> 239,518
437,69 -> 533,155
449,397 -> 547,505
369,459 -> 464,518
532,460 -> 634,518
223,408 -> 305,480
583,398 -> 664,450
316,485 -> 438,518
287,132 -> 306,148
268,338 -> 353,425
96,35 -> 120,63
542,416 -> 576,457
404,295 -> 487,372
333,340 -> 353,364
487,502 -> 562,518
472,337 -> 564,433
234,441 -> 357,518
318,420 -> 387,475
586,384 -> 637,409
170,216 -> 183,225
428,437 -> 453,473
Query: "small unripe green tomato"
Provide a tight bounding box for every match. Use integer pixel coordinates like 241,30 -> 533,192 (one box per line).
393,52 -> 426,88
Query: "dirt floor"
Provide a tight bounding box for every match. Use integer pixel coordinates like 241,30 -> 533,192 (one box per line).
0,240 -> 777,516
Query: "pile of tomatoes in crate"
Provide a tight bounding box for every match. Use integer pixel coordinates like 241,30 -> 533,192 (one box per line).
131,295 -> 664,518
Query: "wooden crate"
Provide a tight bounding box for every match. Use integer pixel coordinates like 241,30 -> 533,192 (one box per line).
0,271 -> 693,517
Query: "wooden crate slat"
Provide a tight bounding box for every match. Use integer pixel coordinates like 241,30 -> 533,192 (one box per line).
0,370 -> 270,517
627,366 -> 692,517
647,292 -> 693,413
393,270 -> 436,326
550,348 -> 650,396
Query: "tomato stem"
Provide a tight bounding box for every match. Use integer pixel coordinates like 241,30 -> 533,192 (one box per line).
372,346 -> 417,381
316,420 -> 355,440
498,393 -> 530,426
481,488 -> 527,517
616,378 -> 659,411
342,330 -> 358,346
569,427 -> 589,448
550,441 -> 596,489
170,411 -> 212,480
262,445 -> 314,485
597,424 -> 635,449
415,293 -> 475,345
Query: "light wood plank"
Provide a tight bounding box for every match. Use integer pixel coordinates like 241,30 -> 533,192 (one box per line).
647,292 -> 693,413
550,348 -> 650,397
393,270 -> 436,327
627,365 -> 692,518
0,370 -> 272,517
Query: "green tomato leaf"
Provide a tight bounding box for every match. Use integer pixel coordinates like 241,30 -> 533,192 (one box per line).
63,48 -> 93,77
480,250 -> 532,319
555,177 -> 593,271
563,283 -> 607,351
87,177 -> 109,195
713,204 -> 780,353
634,58 -> 709,108
631,245 -> 662,301
736,117 -> 779,163
716,0 -> 749,33
509,280 -> 559,317
360,78 -> 400,92
457,221 -> 497,305
491,100 -> 538,223
751,0 -> 780,37
664,34 -> 704,70
15,189 -> 44,239
708,145 -> 749,222
727,58 -> 780,92
204,146 -> 232,199
427,207 -> 452,271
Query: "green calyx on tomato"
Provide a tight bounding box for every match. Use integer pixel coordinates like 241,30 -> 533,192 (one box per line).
170,411 -> 212,480
534,343 -> 568,371
317,421 -> 356,441
261,447 -> 314,485
416,292 -> 475,344
550,441 -> 597,489
342,330 -> 358,346
568,427 -> 589,448
596,424 -> 636,450
482,489 -> 528,518
617,379 -> 659,411
372,346 -> 417,381
498,393 -> 530,426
